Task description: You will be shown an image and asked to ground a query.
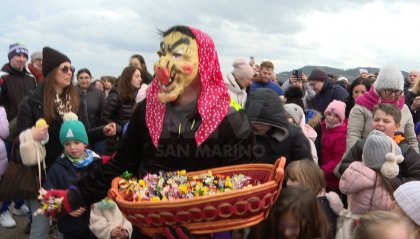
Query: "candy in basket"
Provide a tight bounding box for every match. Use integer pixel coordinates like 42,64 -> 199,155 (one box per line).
109,158 -> 286,236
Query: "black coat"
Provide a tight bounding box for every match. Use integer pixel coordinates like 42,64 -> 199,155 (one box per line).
338,132 -> 420,189
101,88 -> 136,155
311,80 -> 349,114
78,99 -> 256,205
78,86 -> 105,128
16,83 -> 105,169
246,88 -> 312,166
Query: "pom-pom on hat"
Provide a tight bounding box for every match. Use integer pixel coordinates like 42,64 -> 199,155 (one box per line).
373,65 -> 404,91
362,130 -> 402,170
232,58 -> 254,80
8,43 -> 29,60
59,112 -> 88,146
308,68 -> 328,82
324,100 -> 346,123
42,46 -> 71,77
394,181 -> 420,226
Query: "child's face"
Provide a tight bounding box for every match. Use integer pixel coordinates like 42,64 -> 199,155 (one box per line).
64,140 -> 86,158
278,210 -> 300,239
325,111 -> 341,126
252,122 -> 272,134
371,109 -> 400,138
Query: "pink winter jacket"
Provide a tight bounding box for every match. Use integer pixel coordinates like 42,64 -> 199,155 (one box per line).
0,106 -> 9,177
339,161 -> 393,215
299,111 -> 318,163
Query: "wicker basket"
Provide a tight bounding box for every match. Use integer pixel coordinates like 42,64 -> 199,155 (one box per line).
108,157 -> 285,236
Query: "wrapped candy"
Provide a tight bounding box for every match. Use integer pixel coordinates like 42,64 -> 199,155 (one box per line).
34,188 -> 63,218
118,170 -> 259,202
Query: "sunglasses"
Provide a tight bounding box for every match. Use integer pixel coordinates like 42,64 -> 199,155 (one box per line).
59,66 -> 75,74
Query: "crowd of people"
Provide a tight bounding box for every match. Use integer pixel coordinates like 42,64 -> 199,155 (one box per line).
0,25 -> 420,239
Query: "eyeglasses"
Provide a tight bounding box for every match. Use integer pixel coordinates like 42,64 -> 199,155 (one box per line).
382,89 -> 403,97
59,66 -> 75,74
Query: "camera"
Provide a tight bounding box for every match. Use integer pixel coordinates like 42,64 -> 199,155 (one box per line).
292,69 -> 302,80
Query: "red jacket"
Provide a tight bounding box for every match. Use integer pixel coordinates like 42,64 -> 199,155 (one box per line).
321,120 -> 347,190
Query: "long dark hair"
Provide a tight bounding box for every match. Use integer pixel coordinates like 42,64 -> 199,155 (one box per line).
345,77 -> 372,117
130,54 -> 153,84
118,65 -> 139,104
43,67 -> 80,124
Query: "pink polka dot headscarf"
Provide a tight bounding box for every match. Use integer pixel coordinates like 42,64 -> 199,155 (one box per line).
146,26 -> 230,148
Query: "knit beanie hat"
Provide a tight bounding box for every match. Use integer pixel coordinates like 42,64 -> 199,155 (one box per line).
324,100 -> 346,123
232,58 -> 254,79
373,65 -> 404,91
30,51 -> 42,62
42,46 -> 71,77
284,103 -> 304,125
59,112 -> 88,146
362,130 -> 402,170
394,181 -> 420,226
308,68 -> 328,82
8,43 -> 29,60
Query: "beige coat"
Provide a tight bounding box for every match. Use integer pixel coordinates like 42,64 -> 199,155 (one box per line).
89,204 -> 133,239
345,104 -> 418,156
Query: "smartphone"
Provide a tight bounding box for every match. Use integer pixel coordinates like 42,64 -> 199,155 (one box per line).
292,69 -> 302,80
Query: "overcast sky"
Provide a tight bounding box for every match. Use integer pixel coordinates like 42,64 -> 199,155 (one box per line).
1,0 -> 419,79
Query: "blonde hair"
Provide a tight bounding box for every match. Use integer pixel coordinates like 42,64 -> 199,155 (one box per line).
286,160 -> 326,195
354,211 -> 413,239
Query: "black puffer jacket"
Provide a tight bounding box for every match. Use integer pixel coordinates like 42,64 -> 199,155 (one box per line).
405,90 -> 420,124
16,83 -> 105,169
101,88 -> 137,155
0,63 -> 36,121
78,86 -> 105,128
246,88 -> 312,166
338,132 -> 420,189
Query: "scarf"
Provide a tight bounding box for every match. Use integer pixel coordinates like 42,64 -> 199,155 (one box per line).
65,149 -> 95,169
96,197 -> 116,210
146,26 -> 230,147
54,93 -> 73,117
355,86 -> 405,111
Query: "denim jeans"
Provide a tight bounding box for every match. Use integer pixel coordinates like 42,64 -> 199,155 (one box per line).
28,199 -> 50,239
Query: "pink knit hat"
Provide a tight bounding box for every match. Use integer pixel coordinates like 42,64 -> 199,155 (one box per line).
232,58 -> 254,79
324,100 -> 346,122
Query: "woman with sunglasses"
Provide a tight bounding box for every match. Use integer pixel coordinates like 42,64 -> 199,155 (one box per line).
345,65 -> 418,157
15,47 -> 116,239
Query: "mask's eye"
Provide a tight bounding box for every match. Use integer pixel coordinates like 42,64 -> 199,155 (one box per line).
172,49 -> 184,59
160,42 -> 165,53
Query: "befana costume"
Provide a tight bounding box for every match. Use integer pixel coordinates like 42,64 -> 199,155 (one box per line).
44,26 -> 256,234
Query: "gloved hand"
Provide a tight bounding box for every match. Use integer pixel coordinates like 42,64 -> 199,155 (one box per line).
154,226 -> 212,239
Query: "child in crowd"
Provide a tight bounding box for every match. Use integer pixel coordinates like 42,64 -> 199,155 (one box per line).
0,105 -> 8,183
392,181 -> 420,238
44,113 -> 102,238
245,88 -> 312,166
286,159 -> 343,236
339,130 -> 403,215
0,105 -> 29,228
353,211 -> 412,239
248,187 -> 332,239
89,197 -> 132,239
284,103 -> 318,163
321,100 -> 347,192
338,103 -> 420,188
